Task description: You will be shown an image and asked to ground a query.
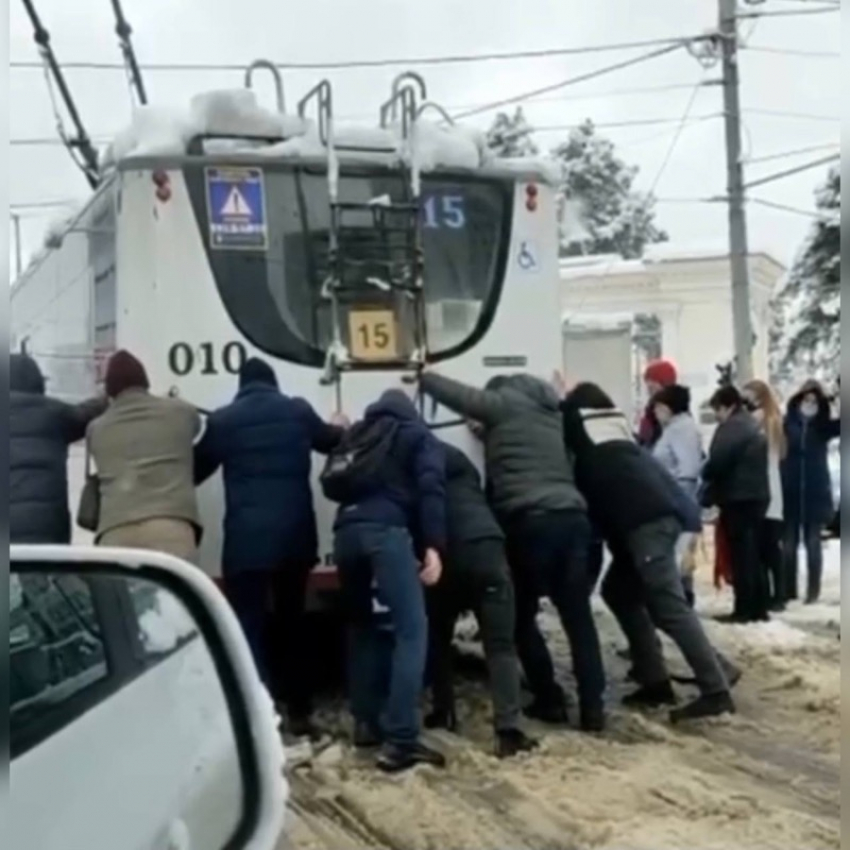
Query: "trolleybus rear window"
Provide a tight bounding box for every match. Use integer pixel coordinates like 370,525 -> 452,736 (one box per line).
184,165 -> 511,367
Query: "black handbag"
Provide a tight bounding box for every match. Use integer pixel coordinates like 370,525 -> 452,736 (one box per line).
76,441 -> 101,533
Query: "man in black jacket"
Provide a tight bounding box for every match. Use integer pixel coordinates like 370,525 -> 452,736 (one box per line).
10,353 -> 107,544
426,442 -> 538,758
704,385 -> 771,622
417,369 -> 606,732
561,382 -> 734,723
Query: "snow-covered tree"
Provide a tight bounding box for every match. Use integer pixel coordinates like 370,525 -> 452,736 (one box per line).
552,120 -> 668,259
485,107 -> 538,158
771,164 -> 840,385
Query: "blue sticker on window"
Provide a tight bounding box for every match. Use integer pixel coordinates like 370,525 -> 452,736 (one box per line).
205,167 -> 268,250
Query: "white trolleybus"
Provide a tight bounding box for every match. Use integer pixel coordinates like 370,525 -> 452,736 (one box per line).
11,65 -> 562,596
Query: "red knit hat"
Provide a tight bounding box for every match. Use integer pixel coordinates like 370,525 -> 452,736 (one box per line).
104,350 -> 150,398
644,359 -> 677,387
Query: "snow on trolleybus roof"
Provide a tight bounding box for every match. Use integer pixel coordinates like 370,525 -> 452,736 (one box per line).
97,65 -> 560,185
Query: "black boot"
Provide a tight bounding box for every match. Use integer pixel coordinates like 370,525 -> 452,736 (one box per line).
622,681 -> 677,708
670,691 -> 735,724
353,720 -> 383,749
424,706 -> 458,732
376,741 -> 447,773
495,728 -> 539,759
713,612 -> 748,624
579,704 -> 606,733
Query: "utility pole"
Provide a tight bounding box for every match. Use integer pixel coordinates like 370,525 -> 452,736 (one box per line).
11,213 -> 23,279
719,0 -> 754,383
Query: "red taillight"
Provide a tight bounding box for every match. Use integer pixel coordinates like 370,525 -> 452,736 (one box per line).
153,169 -> 171,202
525,182 -> 538,211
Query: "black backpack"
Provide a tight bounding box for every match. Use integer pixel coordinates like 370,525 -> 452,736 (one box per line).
320,416 -> 401,503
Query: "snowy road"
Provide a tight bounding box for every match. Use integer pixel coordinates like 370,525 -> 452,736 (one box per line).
281,543 -> 841,850
66,447 -> 840,848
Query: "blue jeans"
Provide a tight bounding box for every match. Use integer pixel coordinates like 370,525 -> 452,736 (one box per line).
334,522 -> 427,747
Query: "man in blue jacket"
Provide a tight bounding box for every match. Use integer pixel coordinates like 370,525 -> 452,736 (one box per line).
332,389 -> 447,773
195,357 -> 343,738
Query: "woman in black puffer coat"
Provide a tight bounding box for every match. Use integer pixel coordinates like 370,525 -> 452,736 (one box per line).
10,354 -> 106,544
781,380 -> 840,603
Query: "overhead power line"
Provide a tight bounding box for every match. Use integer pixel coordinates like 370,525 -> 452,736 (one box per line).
745,141 -> 840,165
453,41 -> 689,120
654,195 -> 829,223
8,33 -> 715,73
647,76 -> 707,195
440,81 -> 721,114
745,107 -> 838,123
747,197 -> 826,220
535,114 -> 722,133
742,152 -> 840,190
736,5 -> 840,18
743,45 -> 840,58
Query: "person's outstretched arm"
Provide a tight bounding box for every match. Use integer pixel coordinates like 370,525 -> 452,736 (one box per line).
413,431 -> 447,559
298,399 -> 345,454
194,415 -> 222,485
419,372 -> 506,426
60,395 -> 109,444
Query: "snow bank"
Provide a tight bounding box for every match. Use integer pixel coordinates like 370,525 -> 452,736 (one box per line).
643,242 -> 784,268
100,91 -> 309,168
559,254 -> 647,279
711,619 -> 812,654
495,155 -> 561,186
99,87 -> 547,176
412,121 -> 486,171
189,90 -> 308,140
259,118 -> 490,172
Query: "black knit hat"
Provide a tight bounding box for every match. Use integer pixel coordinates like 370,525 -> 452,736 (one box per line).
653,384 -> 691,416
239,357 -> 278,389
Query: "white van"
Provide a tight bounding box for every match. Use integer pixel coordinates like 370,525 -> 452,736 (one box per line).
9,546 -> 287,850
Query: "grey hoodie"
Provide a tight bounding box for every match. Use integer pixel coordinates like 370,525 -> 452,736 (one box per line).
419,372 -> 586,518
652,412 -> 703,501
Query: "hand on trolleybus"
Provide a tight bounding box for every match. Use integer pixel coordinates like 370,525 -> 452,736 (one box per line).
551,370 -> 575,400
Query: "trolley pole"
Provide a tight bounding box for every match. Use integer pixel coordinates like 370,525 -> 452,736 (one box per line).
719,0 -> 754,383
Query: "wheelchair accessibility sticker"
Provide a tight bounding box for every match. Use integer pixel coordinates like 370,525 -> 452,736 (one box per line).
517,240 -> 540,273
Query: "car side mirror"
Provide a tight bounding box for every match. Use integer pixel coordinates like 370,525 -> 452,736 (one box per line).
9,545 -> 286,850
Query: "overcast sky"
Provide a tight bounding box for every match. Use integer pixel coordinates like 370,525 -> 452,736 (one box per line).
7,0 -> 841,280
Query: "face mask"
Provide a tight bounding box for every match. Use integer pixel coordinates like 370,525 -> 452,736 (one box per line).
800,402 -> 818,419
